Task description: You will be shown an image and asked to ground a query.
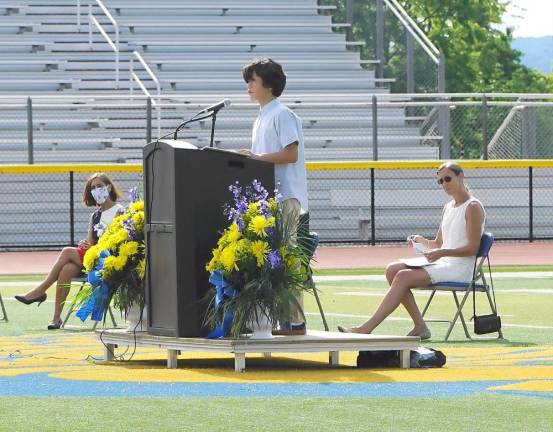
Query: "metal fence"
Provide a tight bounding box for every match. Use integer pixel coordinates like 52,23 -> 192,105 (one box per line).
1,160 -> 552,250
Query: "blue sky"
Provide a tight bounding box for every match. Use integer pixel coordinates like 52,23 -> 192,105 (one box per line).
501,0 -> 553,38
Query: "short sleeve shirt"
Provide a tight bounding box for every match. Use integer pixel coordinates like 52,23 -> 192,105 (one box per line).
251,99 -> 308,212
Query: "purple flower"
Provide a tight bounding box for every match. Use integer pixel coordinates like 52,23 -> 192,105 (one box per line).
258,200 -> 270,217
268,250 -> 281,269
129,186 -> 140,203
224,180 -> 273,231
224,182 -> 251,224
122,217 -> 136,239
252,179 -> 269,201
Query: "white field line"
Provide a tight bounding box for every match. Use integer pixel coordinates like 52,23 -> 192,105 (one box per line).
1,271 -> 550,288
336,289 -> 553,295
313,271 -> 553,282
4,298 -> 55,303
0,282 -> 41,287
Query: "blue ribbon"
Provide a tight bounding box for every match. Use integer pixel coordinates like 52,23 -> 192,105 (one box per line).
206,270 -> 236,339
76,250 -> 111,322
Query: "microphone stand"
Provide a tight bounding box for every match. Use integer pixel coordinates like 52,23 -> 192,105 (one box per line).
173,111 -> 215,141
209,113 -> 217,148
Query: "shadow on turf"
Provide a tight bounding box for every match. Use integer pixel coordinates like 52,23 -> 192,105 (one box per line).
430,338 -> 538,347
94,356 -> 403,381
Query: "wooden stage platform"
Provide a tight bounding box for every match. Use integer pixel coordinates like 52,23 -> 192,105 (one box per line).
97,329 -> 420,372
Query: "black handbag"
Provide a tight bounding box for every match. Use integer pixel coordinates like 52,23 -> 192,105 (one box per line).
472,257 -> 502,335
474,313 -> 502,334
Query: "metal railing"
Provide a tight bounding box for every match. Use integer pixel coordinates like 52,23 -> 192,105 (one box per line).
1,93 -> 551,165
383,0 -> 444,91
88,0 -> 120,88
130,51 -> 161,138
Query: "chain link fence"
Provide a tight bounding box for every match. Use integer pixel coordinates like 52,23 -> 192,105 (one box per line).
488,104 -> 553,159
0,167 -> 142,249
307,163 -> 553,243
1,162 -> 551,250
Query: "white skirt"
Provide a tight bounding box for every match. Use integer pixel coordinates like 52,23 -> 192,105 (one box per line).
422,257 -> 476,284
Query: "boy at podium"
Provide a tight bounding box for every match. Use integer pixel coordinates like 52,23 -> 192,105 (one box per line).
239,58 -> 309,335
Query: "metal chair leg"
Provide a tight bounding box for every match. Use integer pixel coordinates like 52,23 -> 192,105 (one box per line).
306,266 -> 328,331
0,292 -> 8,322
452,291 -> 471,339
312,282 -> 329,331
60,282 -> 85,329
444,290 -> 471,341
484,288 -> 504,339
421,290 -> 436,317
108,305 -> 118,327
60,304 -> 74,328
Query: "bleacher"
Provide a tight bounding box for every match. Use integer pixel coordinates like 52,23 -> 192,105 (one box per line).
0,0 -> 449,245
0,0 -> 438,165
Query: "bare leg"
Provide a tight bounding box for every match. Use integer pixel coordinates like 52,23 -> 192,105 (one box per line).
386,262 -> 427,330
351,268 -> 431,334
50,262 -> 82,323
385,261 -> 408,284
401,290 -> 429,334
23,247 -> 82,299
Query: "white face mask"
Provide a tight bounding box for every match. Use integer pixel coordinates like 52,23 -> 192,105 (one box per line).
91,185 -> 110,205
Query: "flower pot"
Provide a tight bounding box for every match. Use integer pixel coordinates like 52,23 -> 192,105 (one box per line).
246,307 -> 274,340
125,304 -> 147,332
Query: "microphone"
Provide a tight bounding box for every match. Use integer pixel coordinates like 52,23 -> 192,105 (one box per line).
197,99 -> 231,115
173,99 -> 231,141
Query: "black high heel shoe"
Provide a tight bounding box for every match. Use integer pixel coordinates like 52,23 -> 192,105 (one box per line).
47,319 -> 62,330
14,293 -> 47,307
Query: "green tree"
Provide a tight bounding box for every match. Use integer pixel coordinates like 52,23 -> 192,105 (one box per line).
323,0 -> 553,92
322,0 -> 553,157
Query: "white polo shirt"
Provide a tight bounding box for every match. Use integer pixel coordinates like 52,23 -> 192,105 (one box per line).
251,99 -> 309,212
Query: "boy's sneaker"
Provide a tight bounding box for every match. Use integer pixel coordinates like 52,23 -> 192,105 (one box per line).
272,322 -> 306,336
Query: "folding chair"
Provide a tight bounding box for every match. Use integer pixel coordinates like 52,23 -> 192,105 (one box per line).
299,213 -> 329,331
414,232 -> 503,341
304,231 -> 329,331
61,275 -> 117,330
0,289 -> 7,322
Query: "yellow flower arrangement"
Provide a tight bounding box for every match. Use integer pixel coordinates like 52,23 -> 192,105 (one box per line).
77,194 -> 146,318
204,180 -> 312,338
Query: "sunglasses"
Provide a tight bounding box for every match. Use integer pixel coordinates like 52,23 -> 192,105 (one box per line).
437,176 -> 453,185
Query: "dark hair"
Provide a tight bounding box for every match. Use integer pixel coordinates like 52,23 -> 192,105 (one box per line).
83,172 -> 121,207
242,58 -> 286,97
437,161 -> 464,176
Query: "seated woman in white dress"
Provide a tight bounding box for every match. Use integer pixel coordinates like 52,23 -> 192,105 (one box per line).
338,161 -> 485,340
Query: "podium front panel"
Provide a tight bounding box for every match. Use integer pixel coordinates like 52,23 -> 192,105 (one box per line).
144,141 -> 274,337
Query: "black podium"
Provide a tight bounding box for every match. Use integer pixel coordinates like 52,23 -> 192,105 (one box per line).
143,140 -> 274,337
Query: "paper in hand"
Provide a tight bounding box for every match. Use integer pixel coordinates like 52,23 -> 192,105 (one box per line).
412,242 -> 427,254
399,257 -> 437,267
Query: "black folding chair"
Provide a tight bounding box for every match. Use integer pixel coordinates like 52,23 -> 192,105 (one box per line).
414,232 -> 503,341
304,232 -> 329,331
299,213 -> 329,331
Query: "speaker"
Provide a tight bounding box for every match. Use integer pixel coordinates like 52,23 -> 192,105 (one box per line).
143,140 -> 274,337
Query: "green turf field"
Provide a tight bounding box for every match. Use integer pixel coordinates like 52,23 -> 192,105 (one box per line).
0,270 -> 552,431
1,395 -> 552,431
